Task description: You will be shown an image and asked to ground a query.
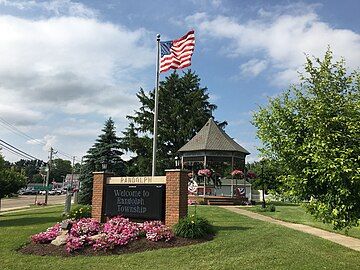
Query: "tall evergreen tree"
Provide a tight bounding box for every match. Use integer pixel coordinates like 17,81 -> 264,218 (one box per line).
121,70 -> 223,175
78,118 -> 125,205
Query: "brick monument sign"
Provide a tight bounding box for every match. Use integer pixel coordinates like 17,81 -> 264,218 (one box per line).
92,169 -> 188,226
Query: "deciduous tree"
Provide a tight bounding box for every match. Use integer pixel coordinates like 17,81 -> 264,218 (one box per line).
253,50 -> 360,229
0,154 -> 26,210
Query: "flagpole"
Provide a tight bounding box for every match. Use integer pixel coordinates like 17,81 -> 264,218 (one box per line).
152,34 -> 161,177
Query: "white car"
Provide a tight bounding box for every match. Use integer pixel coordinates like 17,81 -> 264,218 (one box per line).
39,190 -> 56,195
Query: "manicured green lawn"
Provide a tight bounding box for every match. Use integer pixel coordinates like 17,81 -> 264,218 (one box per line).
0,205 -> 359,270
246,202 -> 360,239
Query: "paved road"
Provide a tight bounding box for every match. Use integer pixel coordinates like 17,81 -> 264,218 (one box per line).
0,195 -> 67,211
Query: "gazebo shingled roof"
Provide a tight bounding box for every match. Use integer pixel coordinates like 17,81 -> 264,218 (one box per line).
178,118 -> 250,154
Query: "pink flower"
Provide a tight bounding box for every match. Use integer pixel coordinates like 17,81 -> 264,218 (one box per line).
66,235 -> 86,252
31,223 -> 61,244
231,169 -> 244,177
198,169 -> 212,177
246,171 -> 257,179
142,221 -> 173,242
69,218 -> 101,237
31,215 -> 174,253
93,216 -> 140,251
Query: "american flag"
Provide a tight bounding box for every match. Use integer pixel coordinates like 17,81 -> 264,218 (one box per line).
160,30 -> 195,73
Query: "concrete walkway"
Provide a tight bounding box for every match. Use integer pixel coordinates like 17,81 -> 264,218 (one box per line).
221,206 -> 360,252
0,204 -> 66,215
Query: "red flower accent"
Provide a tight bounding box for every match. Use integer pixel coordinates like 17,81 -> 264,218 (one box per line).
231,170 -> 244,177
198,169 -> 212,177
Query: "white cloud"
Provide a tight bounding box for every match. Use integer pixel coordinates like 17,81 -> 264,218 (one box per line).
188,0 -> 223,9
0,15 -> 153,124
0,0 -> 97,18
0,10 -> 155,161
26,134 -> 56,152
186,6 -> 360,86
240,59 -> 268,77
43,134 -> 57,151
53,119 -> 101,138
0,102 -> 44,126
26,139 -> 43,145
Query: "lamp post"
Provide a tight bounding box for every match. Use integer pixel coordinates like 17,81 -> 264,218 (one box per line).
174,156 -> 180,169
61,175 -> 65,189
261,159 -> 266,208
101,160 -> 108,172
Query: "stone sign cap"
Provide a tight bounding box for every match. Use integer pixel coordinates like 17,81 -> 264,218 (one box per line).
107,176 -> 166,185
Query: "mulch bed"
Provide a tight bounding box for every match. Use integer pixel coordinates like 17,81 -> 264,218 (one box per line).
18,236 -> 213,257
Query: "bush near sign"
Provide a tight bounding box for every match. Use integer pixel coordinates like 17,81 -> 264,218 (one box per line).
105,184 -> 165,220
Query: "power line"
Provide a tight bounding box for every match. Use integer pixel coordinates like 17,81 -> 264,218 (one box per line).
0,116 -> 81,162
0,143 -> 35,160
0,117 -> 45,146
0,139 -> 41,160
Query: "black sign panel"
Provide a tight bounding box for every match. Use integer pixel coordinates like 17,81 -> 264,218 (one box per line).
105,185 -> 165,220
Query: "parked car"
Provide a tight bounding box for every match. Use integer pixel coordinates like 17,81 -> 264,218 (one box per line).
39,190 -> 56,195
19,189 -> 38,195
54,189 -> 63,195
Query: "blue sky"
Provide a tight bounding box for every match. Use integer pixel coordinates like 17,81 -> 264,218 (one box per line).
0,0 -> 359,164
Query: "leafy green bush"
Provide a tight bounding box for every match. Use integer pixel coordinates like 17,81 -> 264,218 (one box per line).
64,205 -> 91,220
269,204 -> 276,212
174,215 -> 215,239
257,204 -> 276,212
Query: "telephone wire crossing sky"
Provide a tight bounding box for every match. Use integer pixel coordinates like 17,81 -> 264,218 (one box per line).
160,30 -> 195,73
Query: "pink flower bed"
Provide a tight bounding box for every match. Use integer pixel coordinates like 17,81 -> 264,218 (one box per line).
31,216 -> 173,253
31,223 -> 61,243
142,221 -> 173,242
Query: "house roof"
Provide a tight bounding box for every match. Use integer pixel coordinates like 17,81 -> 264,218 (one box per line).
65,174 -> 80,182
178,118 -> 250,155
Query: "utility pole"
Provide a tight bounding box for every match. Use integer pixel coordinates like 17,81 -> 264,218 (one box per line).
74,156 -> 84,204
64,156 -> 75,214
44,147 -> 54,205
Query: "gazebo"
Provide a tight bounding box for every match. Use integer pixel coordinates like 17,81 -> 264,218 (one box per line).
178,118 -> 252,203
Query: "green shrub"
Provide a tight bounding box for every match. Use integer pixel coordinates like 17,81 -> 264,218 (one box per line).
257,204 -> 276,212
269,204 -> 276,212
174,215 -> 215,239
64,205 -> 92,220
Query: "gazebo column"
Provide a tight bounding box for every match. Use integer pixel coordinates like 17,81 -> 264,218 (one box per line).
231,154 -> 234,198
203,155 -> 206,196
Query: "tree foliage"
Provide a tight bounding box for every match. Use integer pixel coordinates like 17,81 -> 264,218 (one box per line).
0,154 -> 26,203
253,50 -> 360,230
50,158 -> 72,182
12,159 -> 44,183
247,159 -> 284,194
121,70 -> 221,175
78,118 -> 126,205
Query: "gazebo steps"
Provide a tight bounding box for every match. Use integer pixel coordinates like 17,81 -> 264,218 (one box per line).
207,200 -> 235,205
205,197 -> 246,205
